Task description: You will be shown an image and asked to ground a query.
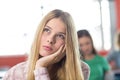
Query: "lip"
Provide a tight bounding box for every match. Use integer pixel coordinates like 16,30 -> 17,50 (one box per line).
43,45 -> 53,51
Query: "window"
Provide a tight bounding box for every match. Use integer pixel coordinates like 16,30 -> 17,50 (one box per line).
0,0 -> 111,55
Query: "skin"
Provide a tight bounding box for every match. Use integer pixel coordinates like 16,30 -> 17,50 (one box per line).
78,36 -> 94,60
35,18 -> 66,68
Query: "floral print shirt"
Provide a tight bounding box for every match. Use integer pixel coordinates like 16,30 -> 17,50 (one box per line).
3,61 -> 89,80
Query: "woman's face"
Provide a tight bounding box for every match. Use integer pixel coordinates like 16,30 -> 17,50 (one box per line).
78,36 -> 93,55
39,18 -> 66,56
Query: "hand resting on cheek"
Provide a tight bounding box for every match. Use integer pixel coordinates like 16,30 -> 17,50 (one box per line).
35,45 -> 66,68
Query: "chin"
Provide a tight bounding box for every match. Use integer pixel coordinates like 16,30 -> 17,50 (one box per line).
40,53 -> 51,57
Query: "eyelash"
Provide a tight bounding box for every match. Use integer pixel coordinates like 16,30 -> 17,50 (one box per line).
43,28 -> 50,32
43,27 -> 65,40
56,34 -> 65,39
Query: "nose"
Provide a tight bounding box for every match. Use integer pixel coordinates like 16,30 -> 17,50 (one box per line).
81,45 -> 88,51
47,35 -> 56,44
83,45 -> 88,50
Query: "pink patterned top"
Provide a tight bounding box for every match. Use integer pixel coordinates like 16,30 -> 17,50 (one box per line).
3,61 -> 89,80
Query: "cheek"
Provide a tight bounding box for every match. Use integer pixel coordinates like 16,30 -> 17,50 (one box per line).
41,35 -> 46,42
88,44 -> 93,50
39,35 -> 46,50
40,34 -> 47,46
80,45 -> 89,52
80,47 -> 86,52
55,40 -> 65,48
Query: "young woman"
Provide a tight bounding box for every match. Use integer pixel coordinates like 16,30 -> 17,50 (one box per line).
77,29 -> 110,80
3,9 -> 90,80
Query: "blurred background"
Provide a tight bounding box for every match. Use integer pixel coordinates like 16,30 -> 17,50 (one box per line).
0,0 -> 120,79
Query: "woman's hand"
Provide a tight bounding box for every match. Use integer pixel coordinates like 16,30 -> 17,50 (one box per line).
35,45 -> 66,69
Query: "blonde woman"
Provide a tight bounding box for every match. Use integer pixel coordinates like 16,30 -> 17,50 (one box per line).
3,9 -> 90,80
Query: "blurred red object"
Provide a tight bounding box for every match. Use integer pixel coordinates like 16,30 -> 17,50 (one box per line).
0,54 -> 27,68
98,50 -> 109,57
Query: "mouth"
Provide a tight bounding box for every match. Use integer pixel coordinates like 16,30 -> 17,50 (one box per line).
43,45 -> 53,51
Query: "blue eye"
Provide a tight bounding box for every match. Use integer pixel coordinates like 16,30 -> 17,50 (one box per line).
56,34 -> 65,39
43,28 -> 50,33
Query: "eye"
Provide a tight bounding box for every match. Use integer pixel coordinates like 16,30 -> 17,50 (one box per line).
80,44 -> 83,47
56,34 -> 65,40
86,42 -> 91,45
43,28 -> 50,33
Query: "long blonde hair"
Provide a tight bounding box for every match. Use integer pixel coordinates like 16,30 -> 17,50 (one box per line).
27,9 -> 84,80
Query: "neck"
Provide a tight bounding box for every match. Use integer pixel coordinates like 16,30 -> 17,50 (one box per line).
84,53 -> 95,60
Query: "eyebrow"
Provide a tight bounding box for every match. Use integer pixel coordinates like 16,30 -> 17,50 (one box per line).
45,26 -> 52,30
45,26 -> 66,35
58,32 -> 66,35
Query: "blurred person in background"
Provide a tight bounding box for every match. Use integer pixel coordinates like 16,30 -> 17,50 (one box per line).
77,29 -> 110,80
107,31 -> 120,70
107,31 -> 120,80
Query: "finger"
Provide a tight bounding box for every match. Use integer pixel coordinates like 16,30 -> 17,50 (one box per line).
62,45 -> 66,53
44,45 -> 64,61
37,45 -> 65,67
53,44 -> 65,56
60,45 -> 66,59
45,45 -> 65,64
54,45 -> 66,62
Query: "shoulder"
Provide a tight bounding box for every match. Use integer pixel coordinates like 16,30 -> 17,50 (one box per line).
9,61 -> 27,71
96,55 -> 108,62
95,55 -> 105,60
96,54 -> 103,58
3,61 -> 27,80
81,61 -> 90,80
81,61 -> 90,70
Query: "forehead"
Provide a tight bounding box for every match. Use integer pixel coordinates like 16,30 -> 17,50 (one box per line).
46,18 -> 66,33
79,36 -> 91,43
